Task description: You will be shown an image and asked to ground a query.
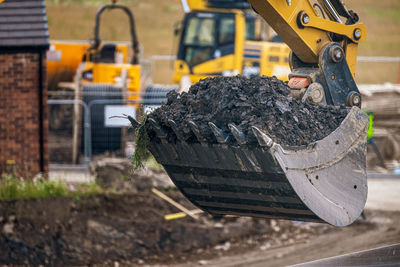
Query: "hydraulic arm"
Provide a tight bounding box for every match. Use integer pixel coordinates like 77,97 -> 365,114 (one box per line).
248,0 -> 366,107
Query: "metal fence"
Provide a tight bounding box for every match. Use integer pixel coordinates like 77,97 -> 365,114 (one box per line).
47,89 -> 171,166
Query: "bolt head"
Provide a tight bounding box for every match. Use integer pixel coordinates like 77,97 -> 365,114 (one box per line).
334,50 -> 342,60
353,96 -> 360,105
302,14 -> 310,24
353,29 -> 362,40
330,46 -> 344,63
347,91 -> 362,107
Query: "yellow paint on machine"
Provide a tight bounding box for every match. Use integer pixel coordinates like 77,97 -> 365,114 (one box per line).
173,9 -> 291,84
47,41 -> 130,78
46,41 -> 140,104
248,0 -> 366,77
81,62 -> 141,101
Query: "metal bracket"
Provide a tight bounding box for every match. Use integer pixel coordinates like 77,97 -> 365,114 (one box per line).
288,42 -> 361,107
319,43 -> 361,107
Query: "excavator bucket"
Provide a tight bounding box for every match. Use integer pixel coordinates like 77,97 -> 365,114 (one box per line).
137,107 -> 369,227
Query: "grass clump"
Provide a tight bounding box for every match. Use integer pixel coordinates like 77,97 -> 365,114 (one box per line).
143,155 -> 163,170
132,107 -> 150,170
70,182 -> 103,201
0,175 -> 102,201
133,121 -> 149,169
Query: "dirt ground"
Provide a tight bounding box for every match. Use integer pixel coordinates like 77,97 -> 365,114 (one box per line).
1,170 -> 399,266
0,190 -> 327,266
177,209 -> 400,267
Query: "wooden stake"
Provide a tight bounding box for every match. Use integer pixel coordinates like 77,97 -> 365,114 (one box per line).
152,188 -> 199,220
72,64 -> 84,164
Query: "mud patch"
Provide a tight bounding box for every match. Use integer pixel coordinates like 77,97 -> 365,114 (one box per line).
90,157 -> 174,192
0,192 -> 331,265
149,76 -> 348,146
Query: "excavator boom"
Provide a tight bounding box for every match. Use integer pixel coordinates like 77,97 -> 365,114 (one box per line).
248,0 -> 366,76
249,0 -> 366,107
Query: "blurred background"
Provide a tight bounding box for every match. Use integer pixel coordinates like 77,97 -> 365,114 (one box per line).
45,0 -> 399,84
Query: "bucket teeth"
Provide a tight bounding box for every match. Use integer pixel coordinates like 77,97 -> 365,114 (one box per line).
123,114 -> 141,129
251,126 -> 274,148
228,124 -> 247,145
208,122 -> 229,144
168,119 -> 185,140
148,118 -> 167,139
188,120 -> 207,143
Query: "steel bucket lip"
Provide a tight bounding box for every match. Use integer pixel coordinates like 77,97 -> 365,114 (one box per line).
271,106 -> 369,226
271,106 -> 368,167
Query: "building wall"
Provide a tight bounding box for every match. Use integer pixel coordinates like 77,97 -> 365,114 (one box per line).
0,52 -> 48,178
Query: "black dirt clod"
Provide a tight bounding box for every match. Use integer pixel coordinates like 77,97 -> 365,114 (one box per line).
148,75 -> 348,147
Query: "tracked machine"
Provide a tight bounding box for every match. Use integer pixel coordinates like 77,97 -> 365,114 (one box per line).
131,0 -> 369,227
173,0 -> 291,84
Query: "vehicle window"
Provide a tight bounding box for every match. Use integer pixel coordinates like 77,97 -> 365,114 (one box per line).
245,17 -> 255,40
184,17 -> 215,46
180,14 -> 217,66
184,47 -> 213,66
219,17 -> 235,45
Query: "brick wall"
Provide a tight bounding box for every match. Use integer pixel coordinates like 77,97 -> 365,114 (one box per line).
0,52 -> 48,178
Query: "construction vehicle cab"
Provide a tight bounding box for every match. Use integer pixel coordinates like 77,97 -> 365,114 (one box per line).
173,0 -> 291,85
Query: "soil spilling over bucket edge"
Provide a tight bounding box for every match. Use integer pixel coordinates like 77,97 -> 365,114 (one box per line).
149,76 -> 348,146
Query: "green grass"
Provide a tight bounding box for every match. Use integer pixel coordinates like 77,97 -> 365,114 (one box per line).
143,155 -> 163,170
367,8 -> 400,20
0,175 -> 102,201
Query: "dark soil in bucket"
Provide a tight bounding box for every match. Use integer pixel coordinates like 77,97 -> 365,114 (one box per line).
149,75 -> 348,146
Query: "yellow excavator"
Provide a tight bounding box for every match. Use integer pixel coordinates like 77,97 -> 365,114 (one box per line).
135,0 -> 369,227
173,0 -> 291,86
145,0 -> 291,100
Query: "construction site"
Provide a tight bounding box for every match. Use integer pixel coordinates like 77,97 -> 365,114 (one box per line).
0,0 -> 399,266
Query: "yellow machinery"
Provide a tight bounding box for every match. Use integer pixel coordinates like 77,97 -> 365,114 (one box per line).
130,0 -> 370,227
250,0 -> 366,107
47,2 -> 143,160
47,3 -> 141,103
173,0 -> 291,85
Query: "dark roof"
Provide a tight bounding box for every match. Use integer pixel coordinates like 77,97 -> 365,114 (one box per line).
0,0 -> 49,49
